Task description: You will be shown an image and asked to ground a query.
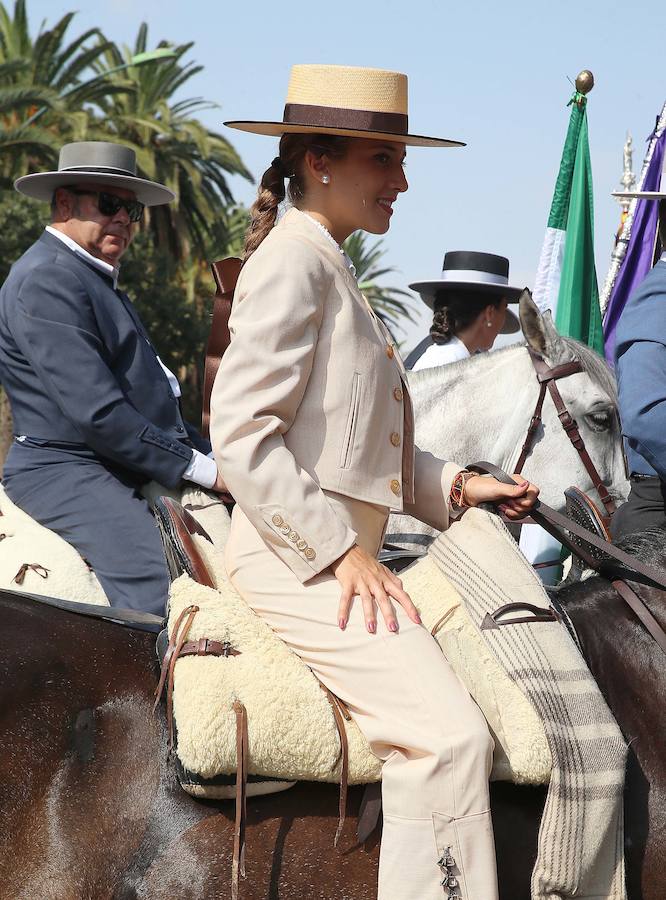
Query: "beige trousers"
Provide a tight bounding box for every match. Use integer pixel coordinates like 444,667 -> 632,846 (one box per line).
225,493 -> 498,900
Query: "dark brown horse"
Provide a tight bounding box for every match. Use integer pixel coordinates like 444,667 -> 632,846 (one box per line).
1,528 -> 664,899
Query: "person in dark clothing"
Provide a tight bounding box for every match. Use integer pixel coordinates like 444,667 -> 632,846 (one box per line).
0,141 -> 225,613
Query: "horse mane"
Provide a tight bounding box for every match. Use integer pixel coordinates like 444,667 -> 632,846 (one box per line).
410,337 -> 618,407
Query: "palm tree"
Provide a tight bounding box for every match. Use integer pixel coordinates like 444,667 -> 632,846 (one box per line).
343,231 -> 417,333
0,1 -> 119,182
94,23 -> 252,260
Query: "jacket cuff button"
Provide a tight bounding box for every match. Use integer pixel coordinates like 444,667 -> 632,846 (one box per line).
272,514 -> 284,527
304,547 -> 316,560
390,479 -> 402,496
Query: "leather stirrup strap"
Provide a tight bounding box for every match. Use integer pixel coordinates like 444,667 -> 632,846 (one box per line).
201,258 -> 242,439
320,684 -> 350,848
232,700 -> 248,900
357,782 -> 383,844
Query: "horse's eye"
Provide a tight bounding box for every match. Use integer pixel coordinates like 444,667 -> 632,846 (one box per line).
585,410 -> 612,432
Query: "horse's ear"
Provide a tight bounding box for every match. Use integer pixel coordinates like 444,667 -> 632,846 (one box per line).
519,289 -> 573,363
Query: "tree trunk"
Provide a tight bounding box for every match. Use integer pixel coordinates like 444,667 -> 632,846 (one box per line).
0,388 -> 13,474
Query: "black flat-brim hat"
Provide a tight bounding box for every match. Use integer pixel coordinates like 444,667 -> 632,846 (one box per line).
15,141 -> 175,206
409,251 -> 524,334
225,64 -> 465,149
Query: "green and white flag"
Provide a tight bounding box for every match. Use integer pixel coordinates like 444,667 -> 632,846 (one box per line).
533,92 -> 604,354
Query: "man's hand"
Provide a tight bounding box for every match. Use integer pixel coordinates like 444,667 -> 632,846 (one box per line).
212,471 -> 231,497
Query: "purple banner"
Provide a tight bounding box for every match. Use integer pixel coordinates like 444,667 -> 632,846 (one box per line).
603,129 -> 666,363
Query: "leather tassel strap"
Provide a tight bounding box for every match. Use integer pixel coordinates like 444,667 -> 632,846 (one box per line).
232,700 -> 248,900
153,604 -> 199,747
320,684 -> 350,848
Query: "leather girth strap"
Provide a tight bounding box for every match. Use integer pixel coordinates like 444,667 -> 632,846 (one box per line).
153,606 -> 241,747
201,258 -> 242,439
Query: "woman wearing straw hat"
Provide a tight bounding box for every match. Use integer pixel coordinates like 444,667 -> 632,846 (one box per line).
210,64 -> 539,899
406,251 -> 522,371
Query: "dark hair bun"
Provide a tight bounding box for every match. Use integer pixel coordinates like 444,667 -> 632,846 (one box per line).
430,307 -> 451,345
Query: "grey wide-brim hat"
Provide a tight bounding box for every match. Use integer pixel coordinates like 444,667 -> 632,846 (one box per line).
409,250 -> 522,334
14,141 -> 175,206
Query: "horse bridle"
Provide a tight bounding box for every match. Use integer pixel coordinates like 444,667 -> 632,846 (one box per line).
514,348 -> 616,523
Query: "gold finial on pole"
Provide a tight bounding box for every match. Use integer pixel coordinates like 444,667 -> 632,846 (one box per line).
575,70 -> 594,94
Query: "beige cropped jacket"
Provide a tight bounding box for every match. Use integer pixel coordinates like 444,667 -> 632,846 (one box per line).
210,208 -> 461,583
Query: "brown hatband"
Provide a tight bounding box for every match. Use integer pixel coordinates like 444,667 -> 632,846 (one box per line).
283,103 -> 408,135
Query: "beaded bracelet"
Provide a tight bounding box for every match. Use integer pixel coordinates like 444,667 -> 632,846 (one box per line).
449,470 -> 480,511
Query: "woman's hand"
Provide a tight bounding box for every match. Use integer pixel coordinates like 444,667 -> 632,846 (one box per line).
463,473 -> 539,520
331,544 -> 421,634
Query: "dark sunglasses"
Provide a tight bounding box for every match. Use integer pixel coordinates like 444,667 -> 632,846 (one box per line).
67,189 -> 145,223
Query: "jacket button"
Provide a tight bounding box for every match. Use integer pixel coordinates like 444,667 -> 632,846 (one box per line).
304,547 -> 316,560
176,425 -> 185,433
390,479 -> 401,496
393,387 -> 403,402
288,531 -> 299,542
296,539 -> 308,551
386,344 -> 394,359
272,514 -> 284,527
390,432 -> 401,447
280,524 -> 291,535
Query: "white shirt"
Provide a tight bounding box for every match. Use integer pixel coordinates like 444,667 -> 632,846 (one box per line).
301,212 -> 357,276
411,335 -> 470,371
39,227 -> 217,489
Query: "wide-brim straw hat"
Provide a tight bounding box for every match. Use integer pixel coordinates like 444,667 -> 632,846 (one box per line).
225,64 -> 464,148
15,141 -> 175,206
410,250 -> 523,334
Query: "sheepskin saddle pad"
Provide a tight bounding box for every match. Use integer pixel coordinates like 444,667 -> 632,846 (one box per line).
0,483 -> 230,606
165,535 -> 554,801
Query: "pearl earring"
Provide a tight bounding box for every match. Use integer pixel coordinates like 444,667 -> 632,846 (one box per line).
487,321 -> 492,327
322,175 -> 330,184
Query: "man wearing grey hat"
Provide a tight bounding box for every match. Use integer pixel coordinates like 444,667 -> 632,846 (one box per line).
0,141 -> 225,614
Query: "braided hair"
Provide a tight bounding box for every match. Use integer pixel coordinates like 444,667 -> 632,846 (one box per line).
243,133 -> 349,261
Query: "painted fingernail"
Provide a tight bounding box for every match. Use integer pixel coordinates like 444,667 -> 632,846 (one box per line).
339,618 -> 347,630
415,614 -> 422,625
388,620 -> 398,633
367,621 -> 376,634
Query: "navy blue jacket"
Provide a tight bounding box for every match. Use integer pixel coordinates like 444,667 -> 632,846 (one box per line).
615,259 -> 666,480
0,231 -> 201,489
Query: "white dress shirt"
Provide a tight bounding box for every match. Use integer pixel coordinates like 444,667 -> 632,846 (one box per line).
411,335 -> 471,371
41,227 -> 217,489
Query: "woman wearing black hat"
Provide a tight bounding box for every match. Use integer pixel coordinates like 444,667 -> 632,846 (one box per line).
407,251 -> 522,371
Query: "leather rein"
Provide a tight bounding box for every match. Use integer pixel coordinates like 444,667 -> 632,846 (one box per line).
514,348 -> 616,523
470,461 -> 666,657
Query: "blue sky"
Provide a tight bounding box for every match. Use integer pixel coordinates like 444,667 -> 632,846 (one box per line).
26,0 -> 666,350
